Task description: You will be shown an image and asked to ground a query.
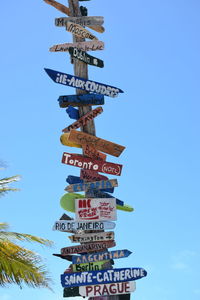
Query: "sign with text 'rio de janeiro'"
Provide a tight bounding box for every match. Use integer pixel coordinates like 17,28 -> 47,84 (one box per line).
60,240 -> 116,255
62,107 -> 103,132
66,22 -> 98,40
72,249 -> 132,264
68,231 -> 115,243
79,281 -> 136,297
75,198 -> 117,221
69,47 -> 104,68
62,153 -> 123,176
58,94 -> 104,108
53,220 -> 115,232
67,129 -> 125,157
60,268 -> 147,287
44,68 -> 123,98
65,179 -> 118,193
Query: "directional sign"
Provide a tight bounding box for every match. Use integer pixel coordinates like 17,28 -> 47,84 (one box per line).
69,47 -> 104,68
66,22 -> 98,40
60,268 -> 147,287
50,41 -> 104,52
60,136 -> 81,149
72,249 -> 132,264
75,198 -> 117,221
83,144 -> 107,161
80,169 -> 108,182
63,286 -> 80,297
72,260 -> 110,272
55,16 -> 103,27
67,130 -> 125,157
62,152 -> 123,176
53,220 -> 116,232
44,68 -> 123,98
79,281 -> 136,297
61,240 -> 116,255
65,179 -> 118,193
58,94 -> 104,108
66,106 -> 79,120
62,107 -> 103,132
68,231 -> 115,243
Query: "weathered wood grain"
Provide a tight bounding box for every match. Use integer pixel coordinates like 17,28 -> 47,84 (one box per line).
66,22 -> 98,40
61,240 -> 116,255
68,231 -> 115,243
83,144 -> 107,161
55,16 -> 104,27
49,41 -> 104,52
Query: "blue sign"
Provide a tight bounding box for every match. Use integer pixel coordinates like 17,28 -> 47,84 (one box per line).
72,249 -> 132,264
44,68 -> 123,98
60,268 -> 147,287
58,94 -> 105,107
66,106 -> 79,120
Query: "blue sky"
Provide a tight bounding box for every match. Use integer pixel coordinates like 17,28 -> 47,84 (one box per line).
1,0 -> 200,299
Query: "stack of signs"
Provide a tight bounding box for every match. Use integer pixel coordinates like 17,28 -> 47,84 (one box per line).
43,0 -> 147,298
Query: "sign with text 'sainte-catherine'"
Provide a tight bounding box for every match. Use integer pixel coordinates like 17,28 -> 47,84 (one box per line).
62,153 -> 123,176
69,47 -> 104,68
44,68 -> 123,98
66,22 -> 98,40
67,130 -> 125,157
75,198 -> 117,221
49,41 -> 104,52
72,249 -> 132,264
53,219 -> 116,232
58,94 -> 104,107
55,16 -> 103,27
65,179 -> 118,193
61,240 -> 116,255
60,268 -> 147,287
68,231 -> 115,243
79,281 -> 136,297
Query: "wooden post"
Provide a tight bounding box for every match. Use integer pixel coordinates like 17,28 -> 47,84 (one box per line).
67,1 -> 121,299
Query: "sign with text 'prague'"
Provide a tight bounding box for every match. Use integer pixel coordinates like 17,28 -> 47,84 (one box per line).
62,153 -> 123,176
62,107 -> 103,132
61,268 -> 147,287
53,220 -> 116,232
72,249 -> 132,264
68,231 -> 115,243
66,22 -> 98,40
69,47 -> 104,68
79,281 -> 136,297
55,16 -> 104,27
45,68 -> 123,98
75,198 -> 117,221
50,41 -> 104,52
67,130 -> 125,157
58,94 -> 104,107
60,240 -> 116,255
65,179 -> 118,193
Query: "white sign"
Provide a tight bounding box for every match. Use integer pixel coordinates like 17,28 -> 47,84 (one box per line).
53,220 -> 116,232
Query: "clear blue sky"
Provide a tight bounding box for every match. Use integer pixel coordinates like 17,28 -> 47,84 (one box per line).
1,0 -> 200,299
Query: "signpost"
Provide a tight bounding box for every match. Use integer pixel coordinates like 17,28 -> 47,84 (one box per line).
72,249 -> 132,264
79,281 -> 136,297
53,219 -> 116,232
65,179 -> 118,193
69,47 -> 104,68
58,94 -> 105,107
68,231 -> 115,243
49,40 -> 104,52
60,268 -> 147,287
44,68 -> 123,98
66,22 -> 98,40
62,152 -> 123,176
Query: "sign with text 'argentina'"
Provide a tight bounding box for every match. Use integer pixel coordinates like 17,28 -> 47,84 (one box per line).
62,153 -> 123,176
68,231 -> 115,243
55,16 -> 104,27
69,47 -> 104,68
61,240 -> 116,255
66,22 -> 98,40
58,94 -> 104,108
67,130 -> 125,157
53,220 -> 115,232
44,68 -> 123,98
65,179 -> 118,193
50,41 -> 104,52
72,249 -> 132,264
75,198 -> 117,221
79,281 -> 136,297
62,107 -> 103,132
60,268 -> 147,287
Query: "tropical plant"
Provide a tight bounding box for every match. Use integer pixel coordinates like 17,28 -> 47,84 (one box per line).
0,172 -> 53,289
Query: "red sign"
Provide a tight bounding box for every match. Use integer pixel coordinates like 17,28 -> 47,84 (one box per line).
62,153 -> 123,176
83,144 -> 106,161
80,169 -> 108,182
61,240 -> 116,255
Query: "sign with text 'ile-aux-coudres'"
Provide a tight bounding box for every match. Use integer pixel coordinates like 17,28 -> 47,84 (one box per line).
65,179 -> 118,193
60,268 -> 147,287
75,198 -> 117,221
64,129 -> 125,157
44,68 -> 123,98
68,231 -> 115,243
69,47 -> 104,68
53,220 -> 116,232
66,22 -> 98,40
58,94 -> 104,107
62,153 -> 123,176
60,240 -> 116,255
62,106 -> 103,132
72,249 -> 132,264
55,16 -> 104,28
79,281 -> 136,297
49,41 -> 104,52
